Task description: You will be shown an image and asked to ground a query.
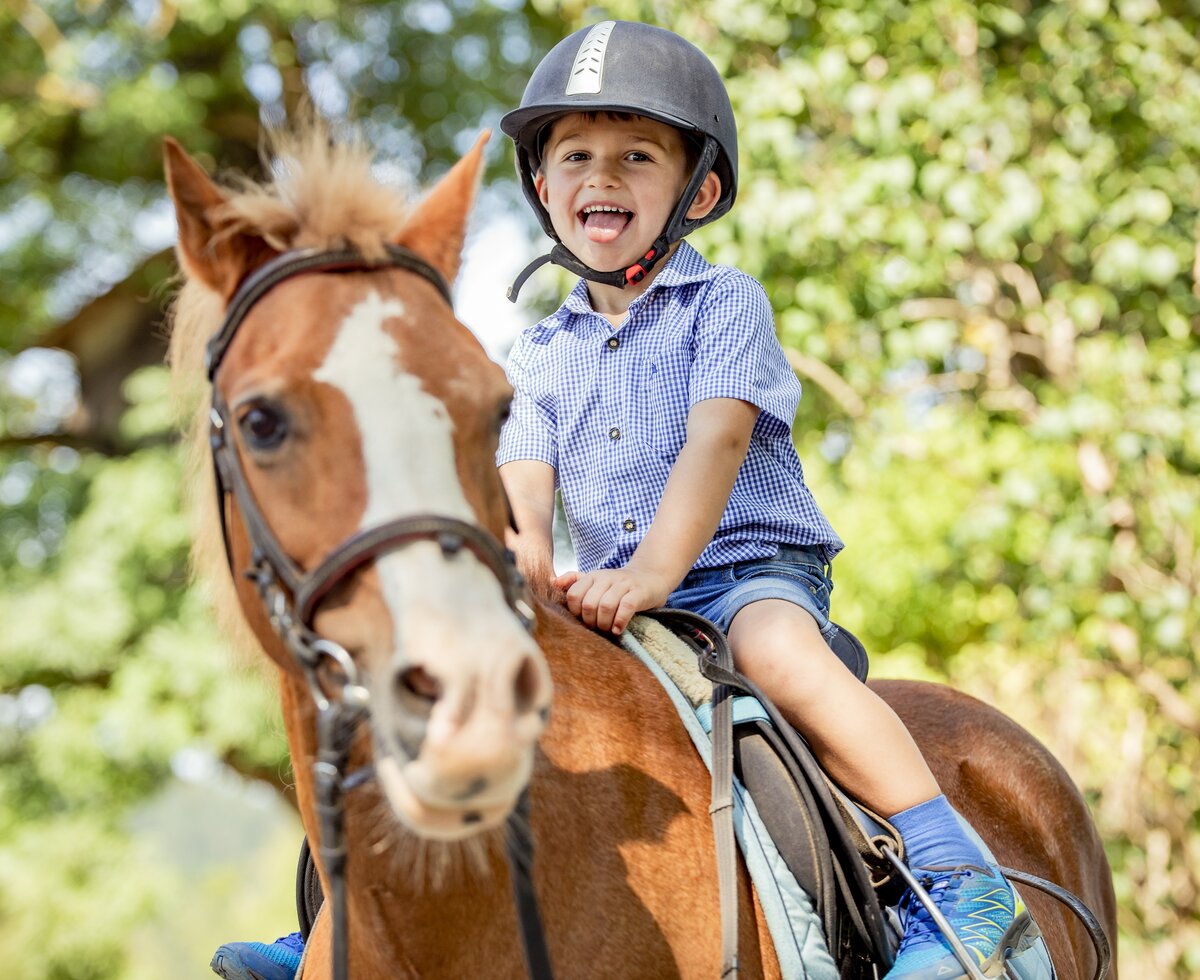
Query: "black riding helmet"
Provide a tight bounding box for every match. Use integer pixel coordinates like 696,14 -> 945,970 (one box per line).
501,21 -> 738,300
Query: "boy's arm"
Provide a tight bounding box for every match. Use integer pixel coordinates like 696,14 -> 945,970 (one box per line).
556,397 -> 759,633
499,459 -> 557,584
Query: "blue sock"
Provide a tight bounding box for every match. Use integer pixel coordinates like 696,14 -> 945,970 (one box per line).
890,794 -> 989,870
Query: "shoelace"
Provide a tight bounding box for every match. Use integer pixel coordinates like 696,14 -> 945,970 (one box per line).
895,869 -> 974,950
252,933 -> 305,966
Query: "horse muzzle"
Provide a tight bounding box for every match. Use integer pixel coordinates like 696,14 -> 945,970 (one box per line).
369,624 -> 552,840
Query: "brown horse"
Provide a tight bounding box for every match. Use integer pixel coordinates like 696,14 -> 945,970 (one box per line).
164,127 -> 1117,979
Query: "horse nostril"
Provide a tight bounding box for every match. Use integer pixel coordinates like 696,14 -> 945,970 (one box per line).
397,664 -> 442,716
514,654 -> 543,715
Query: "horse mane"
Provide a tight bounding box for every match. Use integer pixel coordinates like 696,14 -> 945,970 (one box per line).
167,122 -> 419,660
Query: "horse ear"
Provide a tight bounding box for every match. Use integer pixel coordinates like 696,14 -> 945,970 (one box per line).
393,130 -> 489,286
163,137 -> 273,299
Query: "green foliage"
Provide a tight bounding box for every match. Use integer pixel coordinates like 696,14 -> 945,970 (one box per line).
0,383 -> 289,976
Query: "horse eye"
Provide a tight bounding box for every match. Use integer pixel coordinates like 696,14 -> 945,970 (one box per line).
496,400 -> 512,429
239,401 -> 289,451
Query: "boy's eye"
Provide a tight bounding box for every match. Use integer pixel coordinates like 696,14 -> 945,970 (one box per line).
563,151 -> 589,162
626,151 -> 651,162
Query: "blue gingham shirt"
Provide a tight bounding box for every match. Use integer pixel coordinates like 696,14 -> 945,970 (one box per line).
498,241 -> 843,573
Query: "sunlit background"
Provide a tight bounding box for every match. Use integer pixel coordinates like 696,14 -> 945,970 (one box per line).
1,1 -> 1197,977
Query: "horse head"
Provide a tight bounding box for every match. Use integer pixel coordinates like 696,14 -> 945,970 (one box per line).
164,130 -> 551,843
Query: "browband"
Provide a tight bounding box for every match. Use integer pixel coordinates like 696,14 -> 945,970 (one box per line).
206,244 -> 452,378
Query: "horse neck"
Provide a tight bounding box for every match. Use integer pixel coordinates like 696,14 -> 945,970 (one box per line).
531,602 -> 714,807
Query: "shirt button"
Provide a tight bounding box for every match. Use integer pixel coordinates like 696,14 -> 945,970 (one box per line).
609,426 -> 620,440
623,519 -> 636,533
607,337 -> 620,350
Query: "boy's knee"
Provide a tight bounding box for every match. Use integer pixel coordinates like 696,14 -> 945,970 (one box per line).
729,603 -> 843,692
728,598 -> 824,651
736,640 -> 834,685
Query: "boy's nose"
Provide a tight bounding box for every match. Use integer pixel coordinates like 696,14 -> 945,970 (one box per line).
586,160 -> 620,186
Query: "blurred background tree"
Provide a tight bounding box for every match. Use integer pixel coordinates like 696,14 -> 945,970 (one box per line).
1,0 -> 1196,976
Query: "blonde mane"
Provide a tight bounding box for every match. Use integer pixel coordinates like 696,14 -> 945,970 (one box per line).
167,124 -> 419,657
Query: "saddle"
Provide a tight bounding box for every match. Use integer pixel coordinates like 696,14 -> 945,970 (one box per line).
638,608 -> 901,980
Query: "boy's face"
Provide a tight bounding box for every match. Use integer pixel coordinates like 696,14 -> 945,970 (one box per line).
534,112 -> 716,277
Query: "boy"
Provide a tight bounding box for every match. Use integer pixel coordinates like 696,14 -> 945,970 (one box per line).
496,20 -> 1023,980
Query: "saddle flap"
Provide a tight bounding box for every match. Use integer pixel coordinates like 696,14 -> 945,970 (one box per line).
734,721 -> 896,975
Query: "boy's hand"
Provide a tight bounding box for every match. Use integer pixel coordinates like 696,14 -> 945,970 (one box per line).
553,568 -> 672,635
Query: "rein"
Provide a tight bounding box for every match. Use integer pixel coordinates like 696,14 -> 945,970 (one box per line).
206,245 -> 551,980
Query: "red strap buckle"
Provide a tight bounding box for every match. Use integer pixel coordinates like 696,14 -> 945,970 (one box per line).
625,248 -> 659,285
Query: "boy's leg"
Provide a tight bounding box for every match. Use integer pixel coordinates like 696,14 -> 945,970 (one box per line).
728,599 -> 1022,979
728,598 -> 937,813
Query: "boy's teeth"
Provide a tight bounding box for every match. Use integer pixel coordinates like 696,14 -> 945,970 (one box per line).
582,208 -> 630,243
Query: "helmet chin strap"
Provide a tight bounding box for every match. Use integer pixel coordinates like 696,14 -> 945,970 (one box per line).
507,237 -> 670,302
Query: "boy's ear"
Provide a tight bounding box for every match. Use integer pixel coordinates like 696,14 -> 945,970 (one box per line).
685,171 -> 722,222
393,130 -> 489,286
534,171 -> 550,210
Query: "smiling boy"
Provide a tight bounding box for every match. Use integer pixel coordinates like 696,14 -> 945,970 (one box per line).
497,20 -> 1027,980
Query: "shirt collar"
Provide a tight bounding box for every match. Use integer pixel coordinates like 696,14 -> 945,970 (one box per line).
559,241 -> 715,318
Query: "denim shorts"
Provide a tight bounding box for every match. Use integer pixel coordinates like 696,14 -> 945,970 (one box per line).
666,544 -> 838,640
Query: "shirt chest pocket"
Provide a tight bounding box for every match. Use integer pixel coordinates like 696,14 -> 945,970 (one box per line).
635,349 -> 690,460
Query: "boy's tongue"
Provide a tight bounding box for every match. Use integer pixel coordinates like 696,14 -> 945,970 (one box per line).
583,210 -> 629,244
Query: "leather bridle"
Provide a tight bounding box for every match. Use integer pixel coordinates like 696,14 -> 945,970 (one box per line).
204,245 -> 552,980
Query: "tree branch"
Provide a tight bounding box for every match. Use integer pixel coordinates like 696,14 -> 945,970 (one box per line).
783,347 -> 866,419
0,431 -> 178,456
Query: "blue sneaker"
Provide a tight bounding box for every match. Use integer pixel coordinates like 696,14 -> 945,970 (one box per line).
884,864 -> 1029,979
210,931 -> 305,980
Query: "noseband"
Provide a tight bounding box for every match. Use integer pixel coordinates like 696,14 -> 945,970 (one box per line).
205,245 -> 550,980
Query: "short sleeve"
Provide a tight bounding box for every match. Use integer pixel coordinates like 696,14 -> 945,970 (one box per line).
688,272 -> 800,431
496,332 -> 558,469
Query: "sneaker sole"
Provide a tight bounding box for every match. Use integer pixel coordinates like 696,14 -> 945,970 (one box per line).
209,951 -> 277,980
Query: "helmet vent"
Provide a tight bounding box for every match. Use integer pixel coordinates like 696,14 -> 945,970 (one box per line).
564,20 -> 615,95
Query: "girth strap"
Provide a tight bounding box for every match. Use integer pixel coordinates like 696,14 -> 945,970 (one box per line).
646,609 -> 741,978
710,646 -> 742,977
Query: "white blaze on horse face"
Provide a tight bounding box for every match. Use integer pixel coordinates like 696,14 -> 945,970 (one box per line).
314,291 -> 474,525
313,291 -> 546,833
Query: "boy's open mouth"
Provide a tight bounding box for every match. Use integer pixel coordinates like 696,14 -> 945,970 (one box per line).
580,204 -> 633,244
